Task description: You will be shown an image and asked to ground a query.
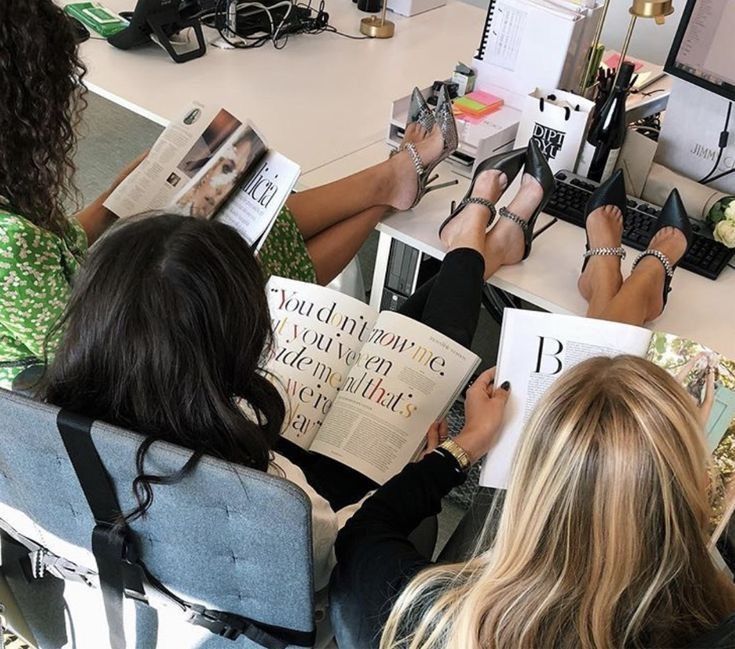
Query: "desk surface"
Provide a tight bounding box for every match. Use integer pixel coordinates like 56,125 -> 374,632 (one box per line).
74,0 -> 728,356
303,142 -> 735,359
67,0 -> 484,174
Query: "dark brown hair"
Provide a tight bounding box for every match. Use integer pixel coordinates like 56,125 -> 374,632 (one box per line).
43,215 -> 286,520
0,0 -> 87,236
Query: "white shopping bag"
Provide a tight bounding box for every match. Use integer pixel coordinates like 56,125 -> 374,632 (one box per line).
514,88 -> 595,174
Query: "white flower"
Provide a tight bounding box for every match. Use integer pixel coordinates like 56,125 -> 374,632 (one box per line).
714,219 -> 735,248
724,199 -> 735,222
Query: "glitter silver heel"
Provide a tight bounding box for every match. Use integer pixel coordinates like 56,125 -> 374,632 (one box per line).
390,87 -> 436,159
403,85 -> 459,209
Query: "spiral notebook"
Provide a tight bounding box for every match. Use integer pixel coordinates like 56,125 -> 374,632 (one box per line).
474,0 -> 602,99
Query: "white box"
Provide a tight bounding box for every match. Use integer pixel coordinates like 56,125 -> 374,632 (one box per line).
656,78 -> 735,194
473,0 -> 603,103
387,0 -> 444,17
388,84 -> 521,178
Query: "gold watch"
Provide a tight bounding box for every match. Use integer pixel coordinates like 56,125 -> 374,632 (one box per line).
438,439 -> 471,472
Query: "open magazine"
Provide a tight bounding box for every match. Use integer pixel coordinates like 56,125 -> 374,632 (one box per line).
482,309 -> 735,539
103,102 -> 300,250
266,277 -> 481,484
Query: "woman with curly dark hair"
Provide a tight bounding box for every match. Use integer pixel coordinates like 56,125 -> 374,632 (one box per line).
0,0 -> 142,388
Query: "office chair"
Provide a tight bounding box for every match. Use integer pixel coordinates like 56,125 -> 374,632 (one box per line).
0,388 -> 316,648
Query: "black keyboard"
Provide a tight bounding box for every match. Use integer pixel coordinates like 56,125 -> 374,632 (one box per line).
546,171 -> 734,280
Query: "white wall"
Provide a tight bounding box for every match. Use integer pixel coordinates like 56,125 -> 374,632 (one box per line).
600,1 -> 682,64
460,0 -> 683,65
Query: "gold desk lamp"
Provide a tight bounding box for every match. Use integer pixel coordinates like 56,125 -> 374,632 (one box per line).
580,0 -> 674,94
360,0 -> 395,38
613,0 -> 674,86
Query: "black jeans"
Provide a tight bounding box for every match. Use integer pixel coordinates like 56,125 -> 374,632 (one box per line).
396,247 -> 484,350
277,248 -> 485,510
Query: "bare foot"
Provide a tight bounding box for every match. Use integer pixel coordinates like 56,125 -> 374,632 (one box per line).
485,173 -> 543,266
439,169 -> 508,249
400,122 -> 423,150
388,123 -> 446,211
387,122 -> 424,161
634,226 -> 688,320
577,205 -> 624,301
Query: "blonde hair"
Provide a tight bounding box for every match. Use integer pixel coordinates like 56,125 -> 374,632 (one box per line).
382,356 -> 735,649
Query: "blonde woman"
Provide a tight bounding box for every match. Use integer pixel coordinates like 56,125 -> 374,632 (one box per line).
331,170 -> 734,648
332,356 -> 735,649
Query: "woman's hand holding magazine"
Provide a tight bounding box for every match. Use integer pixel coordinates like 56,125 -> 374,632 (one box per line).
455,368 -> 511,464
422,368 -> 511,464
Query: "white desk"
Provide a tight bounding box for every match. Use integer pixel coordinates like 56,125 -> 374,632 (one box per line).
67,0 -> 486,174
302,142 -> 735,359
72,0 -> 729,355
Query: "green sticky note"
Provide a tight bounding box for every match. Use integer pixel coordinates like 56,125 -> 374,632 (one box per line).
455,97 -> 487,112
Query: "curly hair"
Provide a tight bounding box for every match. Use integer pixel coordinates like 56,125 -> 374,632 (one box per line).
0,0 -> 87,237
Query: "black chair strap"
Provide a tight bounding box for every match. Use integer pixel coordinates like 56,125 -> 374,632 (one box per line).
54,410 -> 315,648
0,517 -> 314,647
57,410 -> 130,649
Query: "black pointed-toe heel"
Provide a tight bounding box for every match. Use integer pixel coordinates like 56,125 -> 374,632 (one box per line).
497,139 -> 555,260
581,169 -> 628,273
438,147 -> 526,239
630,188 -> 692,309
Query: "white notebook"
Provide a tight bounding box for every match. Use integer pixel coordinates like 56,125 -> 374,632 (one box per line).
474,0 -> 601,99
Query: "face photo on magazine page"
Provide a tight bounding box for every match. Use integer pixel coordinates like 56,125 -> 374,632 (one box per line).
176,128 -> 267,219
176,109 -> 242,178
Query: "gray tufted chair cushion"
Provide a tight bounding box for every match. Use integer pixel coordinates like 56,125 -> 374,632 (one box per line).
0,389 -> 315,648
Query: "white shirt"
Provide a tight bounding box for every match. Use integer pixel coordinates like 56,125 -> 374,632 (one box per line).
268,452 -> 338,591
269,452 -> 365,648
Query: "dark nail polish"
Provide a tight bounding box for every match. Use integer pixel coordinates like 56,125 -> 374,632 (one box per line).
501,381 -> 510,390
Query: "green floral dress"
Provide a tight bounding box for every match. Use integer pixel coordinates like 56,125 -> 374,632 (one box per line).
0,205 -> 314,390
0,210 -> 87,390
258,205 -> 317,283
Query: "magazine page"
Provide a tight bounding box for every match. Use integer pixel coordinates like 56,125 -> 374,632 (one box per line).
480,309 -> 652,489
310,311 -> 480,485
265,277 -> 377,450
215,150 -> 300,251
104,102 -> 266,220
646,332 -> 735,540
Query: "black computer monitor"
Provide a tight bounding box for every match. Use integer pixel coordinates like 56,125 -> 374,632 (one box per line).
664,0 -> 735,102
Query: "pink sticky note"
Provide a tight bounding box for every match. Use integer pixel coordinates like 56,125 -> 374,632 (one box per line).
465,90 -> 504,108
604,53 -> 644,71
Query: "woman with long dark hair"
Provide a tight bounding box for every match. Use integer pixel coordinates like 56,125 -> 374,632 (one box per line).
40,136 -> 556,585
40,214 -> 342,590
0,0 -> 143,389
0,0 -> 454,389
